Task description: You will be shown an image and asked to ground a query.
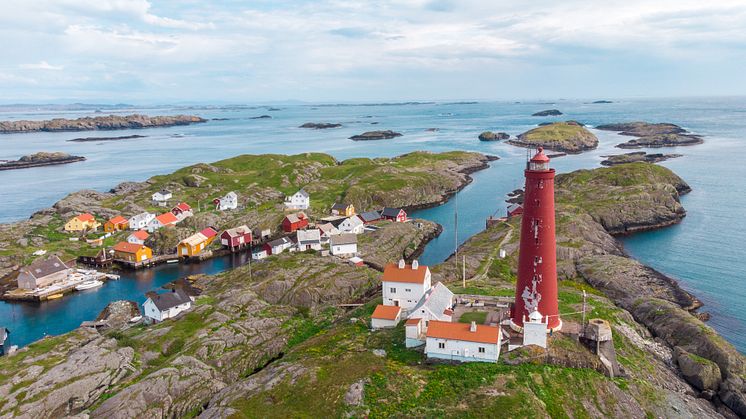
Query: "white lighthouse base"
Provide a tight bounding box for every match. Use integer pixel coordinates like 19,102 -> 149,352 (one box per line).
509,318 -> 563,334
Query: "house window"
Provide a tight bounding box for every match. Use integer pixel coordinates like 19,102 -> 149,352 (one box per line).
390,288 -> 396,293
438,342 -> 445,349
479,347 -> 485,353
405,288 -> 411,292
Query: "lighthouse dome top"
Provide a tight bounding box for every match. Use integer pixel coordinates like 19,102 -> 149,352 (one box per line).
530,147 -> 550,163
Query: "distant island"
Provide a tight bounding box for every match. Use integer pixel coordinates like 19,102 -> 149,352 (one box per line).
68,135 -> 146,143
0,152 -> 85,170
249,115 -> 272,119
349,130 -> 402,141
299,122 -> 342,129
592,100 -> 613,104
597,122 -> 703,148
601,151 -> 683,166
0,114 -> 206,134
478,131 -> 509,141
508,121 -> 598,153
532,109 -> 563,116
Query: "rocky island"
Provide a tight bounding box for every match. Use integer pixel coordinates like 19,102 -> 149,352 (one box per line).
532,109 -> 563,116
68,135 -> 146,143
299,122 -> 342,129
0,114 -> 206,134
478,131 -> 509,141
348,130 -> 402,141
601,151 -> 683,166
3,163 -> 744,417
508,121 -> 598,153
0,152 -> 85,171
596,122 -> 704,148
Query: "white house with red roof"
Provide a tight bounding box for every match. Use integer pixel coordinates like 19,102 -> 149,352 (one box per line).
425,320 -> 502,363
171,202 -> 193,220
127,230 -> 150,245
381,259 -> 431,311
371,305 -> 402,329
146,212 -> 179,232
406,282 -> 454,327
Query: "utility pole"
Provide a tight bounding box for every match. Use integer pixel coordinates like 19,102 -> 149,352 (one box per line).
462,255 -> 466,288
454,189 -> 459,282
582,289 -> 587,331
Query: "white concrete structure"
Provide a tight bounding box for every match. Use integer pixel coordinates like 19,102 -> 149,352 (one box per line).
338,216 -> 365,234
425,320 -> 501,363
152,189 -> 172,206
284,189 -> 310,210
143,289 -> 192,322
296,229 -> 322,251
215,191 -> 238,211
330,233 -> 358,256
405,318 -> 425,348
371,305 -> 401,329
128,212 -> 155,230
381,260 -> 431,311
407,282 -> 454,329
522,310 -> 548,349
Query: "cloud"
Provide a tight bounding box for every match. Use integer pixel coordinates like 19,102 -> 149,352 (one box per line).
20,61 -> 64,71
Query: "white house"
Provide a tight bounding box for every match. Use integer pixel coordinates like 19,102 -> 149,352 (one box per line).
381,260 -> 432,311
215,191 -> 238,211
264,237 -> 293,255
407,282 -> 454,330
425,320 -> 502,363
522,310 -> 548,349
143,289 -> 192,322
128,212 -> 155,230
146,212 -> 179,233
252,249 -> 268,260
127,230 -> 150,245
405,318 -> 425,348
317,222 -> 340,244
296,229 -> 322,251
330,233 -> 358,256
338,216 -> 365,235
284,189 -> 310,210
371,304 -> 402,329
152,189 -> 172,206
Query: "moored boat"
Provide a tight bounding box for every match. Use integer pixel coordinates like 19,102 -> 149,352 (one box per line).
75,280 -> 104,291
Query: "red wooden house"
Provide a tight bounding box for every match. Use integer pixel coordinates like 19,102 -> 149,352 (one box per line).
507,203 -> 523,218
171,202 -> 192,217
282,212 -> 309,233
220,225 -> 253,251
381,207 -> 407,222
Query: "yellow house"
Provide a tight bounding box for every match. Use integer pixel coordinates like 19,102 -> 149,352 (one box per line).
104,215 -> 129,232
64,213 -> 101,232
177,227 -> 218,257
331,203 -> 356,217
112,242 -> 153,262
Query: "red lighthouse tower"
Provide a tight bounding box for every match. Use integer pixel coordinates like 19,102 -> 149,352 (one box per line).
510,147 -> 561,332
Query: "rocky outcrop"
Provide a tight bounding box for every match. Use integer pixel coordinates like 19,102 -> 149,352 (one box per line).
0,114 -> 206,133
0,152 -> 85,170
509,122 -> 598,153
349,130 -> 402,141
249,115 -> 271,119
601,152 -> 682,166
593,100 -> 613,104
532,109 -> 563,116
68,135 -> 146,142
675,347 -> 722,392
478,131 -> 509,141
299,122 -> 342,129
596,122 -> 704,149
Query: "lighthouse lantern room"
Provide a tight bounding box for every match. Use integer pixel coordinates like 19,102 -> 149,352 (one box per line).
510,147 -> 562,333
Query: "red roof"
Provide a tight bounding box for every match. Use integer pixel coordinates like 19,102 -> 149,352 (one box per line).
382,263 -> 429,284
426,320 -> 500,344
113,241 -> 147,254
531,147 -> 550,163
131,230 -> 149,240
371,304 -> 401,320
78,213 -> 95,222
108,215 -> 127,224
174,202 -> 191,211
155,212 -> 178,225
405,318 -> 422,326
200,227 -> 218,238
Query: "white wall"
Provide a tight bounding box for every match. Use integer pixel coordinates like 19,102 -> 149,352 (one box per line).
382,281 -> 428,310
425,338 -> 500,363
523,322 -> 548,348
331,243 -> 357,256
371,317 -> 398,329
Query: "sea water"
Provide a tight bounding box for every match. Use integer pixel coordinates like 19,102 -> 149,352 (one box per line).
0,98 -> 743,352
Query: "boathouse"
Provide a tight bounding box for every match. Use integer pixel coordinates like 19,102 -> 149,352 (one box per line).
113,242 -> 153,263
381,207 -> 407,223
221,225 -> 253,251
16,255 -> 72,290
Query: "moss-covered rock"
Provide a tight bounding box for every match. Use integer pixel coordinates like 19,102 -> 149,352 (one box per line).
509,122 -> 598,153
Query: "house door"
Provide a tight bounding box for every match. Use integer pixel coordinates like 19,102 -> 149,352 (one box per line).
394,300 -> 400,307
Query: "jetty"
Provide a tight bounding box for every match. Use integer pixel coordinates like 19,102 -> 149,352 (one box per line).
1,269 -> 119,302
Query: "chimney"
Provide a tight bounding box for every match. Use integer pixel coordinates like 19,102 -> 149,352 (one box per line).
470,321 -> 477,332
398,259 -> 405,269
412,260 -> 419,270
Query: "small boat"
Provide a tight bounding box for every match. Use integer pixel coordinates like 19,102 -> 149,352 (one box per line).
166,259 -> 179,264
75,280 -> 103,291
129,315 -> 142,323
47,293 -> 63,300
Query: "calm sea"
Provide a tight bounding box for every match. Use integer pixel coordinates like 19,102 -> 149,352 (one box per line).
0,98 -> 743,352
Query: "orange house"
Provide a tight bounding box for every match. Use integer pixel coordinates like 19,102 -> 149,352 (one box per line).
104,216 -> 129,232
112,242 -> 153,263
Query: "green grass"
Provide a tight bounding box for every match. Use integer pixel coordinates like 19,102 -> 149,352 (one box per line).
458,311 -> 488,324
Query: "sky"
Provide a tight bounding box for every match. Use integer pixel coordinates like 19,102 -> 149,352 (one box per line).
1,0 -> 746,103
